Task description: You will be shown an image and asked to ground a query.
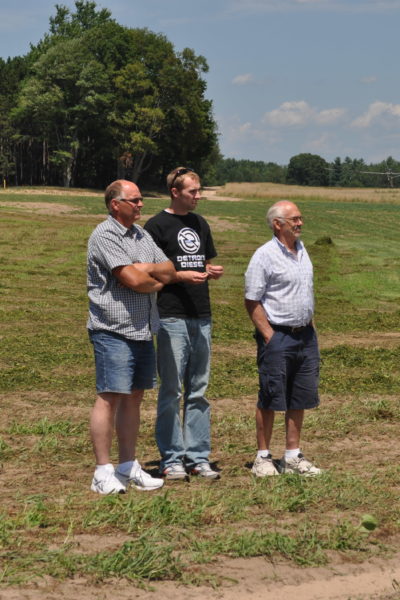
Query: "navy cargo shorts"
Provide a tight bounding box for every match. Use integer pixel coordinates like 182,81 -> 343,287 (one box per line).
255,325 -> 320,411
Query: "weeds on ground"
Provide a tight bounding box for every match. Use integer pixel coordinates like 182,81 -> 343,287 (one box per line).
0,187 -> 399,586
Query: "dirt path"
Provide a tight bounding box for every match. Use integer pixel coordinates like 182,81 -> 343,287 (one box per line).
1,551 -> 400,599
203,186 -> 242,202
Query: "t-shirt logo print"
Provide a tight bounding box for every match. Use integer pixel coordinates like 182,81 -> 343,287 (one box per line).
177,228 -> 201,254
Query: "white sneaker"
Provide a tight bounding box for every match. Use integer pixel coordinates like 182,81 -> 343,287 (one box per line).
251,454 -> 279,477
162,463 -> 188,481
91,464 -> 126,494
281,453 -> 322,476
116,460 -> 164,491
191,462 -> 220,479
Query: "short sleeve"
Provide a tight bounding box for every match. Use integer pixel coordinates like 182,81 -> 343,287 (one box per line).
244,247 -> 270,301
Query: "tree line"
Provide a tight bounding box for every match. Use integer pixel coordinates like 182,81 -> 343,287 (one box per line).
214,154 -> 400,188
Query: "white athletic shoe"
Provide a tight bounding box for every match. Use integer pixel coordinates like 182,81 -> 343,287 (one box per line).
281,453 -> 322,476
251,454 -> 279,477
191,462 -> 220,479
116,460 -> 164,491
91,464 -> 126,494
162,463 -> 189,481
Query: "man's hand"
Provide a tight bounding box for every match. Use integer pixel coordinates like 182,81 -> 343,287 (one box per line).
206,264 -> 224,280
176,270 -> 209,284
244,299 -> 275,343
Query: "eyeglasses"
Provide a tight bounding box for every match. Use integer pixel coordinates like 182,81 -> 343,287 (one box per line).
118,197 -> 143,204
170,167 -> 194,188
281,216 -> 304,223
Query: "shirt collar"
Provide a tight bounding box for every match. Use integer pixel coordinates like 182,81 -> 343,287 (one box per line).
273,235 -> 303,255
107,214 -> 142,238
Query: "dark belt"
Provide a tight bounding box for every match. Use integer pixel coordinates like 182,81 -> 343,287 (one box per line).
270,323 -> 312,334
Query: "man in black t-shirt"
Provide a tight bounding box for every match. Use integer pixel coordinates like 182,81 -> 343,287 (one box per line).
145,167 -> 223,480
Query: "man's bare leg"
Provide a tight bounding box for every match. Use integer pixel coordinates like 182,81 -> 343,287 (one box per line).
114,389 -> 164,490
90,392 -> 121,465
252,407 -> 278,476
283,408 -> 320,474
285,408 -> 304,450
116,389 -> 144,464
90,392 -> 126,494
256,406 -> 275,450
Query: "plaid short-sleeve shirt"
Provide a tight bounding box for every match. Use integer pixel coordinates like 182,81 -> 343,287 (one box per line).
245,236 -> 314,327
87,215 -> 168,340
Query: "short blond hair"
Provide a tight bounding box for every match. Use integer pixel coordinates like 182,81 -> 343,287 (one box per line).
167,167 -> 200,194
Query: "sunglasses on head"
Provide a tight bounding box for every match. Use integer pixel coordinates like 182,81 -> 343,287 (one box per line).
170,168 -> 194,188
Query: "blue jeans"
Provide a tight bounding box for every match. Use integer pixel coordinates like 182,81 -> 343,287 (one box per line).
156,317 -> 212,470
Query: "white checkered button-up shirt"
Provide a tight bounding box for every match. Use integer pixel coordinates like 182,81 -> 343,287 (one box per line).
87,216 -> 168,340
245,236 -> 314,327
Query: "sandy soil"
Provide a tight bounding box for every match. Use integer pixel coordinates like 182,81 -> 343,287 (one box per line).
1,552 -> 400,599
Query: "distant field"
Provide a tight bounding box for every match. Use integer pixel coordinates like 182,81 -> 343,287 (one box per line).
221,181 -> 400,204
0,184 -> 400,598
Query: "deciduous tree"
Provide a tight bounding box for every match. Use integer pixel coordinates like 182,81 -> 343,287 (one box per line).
9,1 -> 218,188
286,153 -> 329,186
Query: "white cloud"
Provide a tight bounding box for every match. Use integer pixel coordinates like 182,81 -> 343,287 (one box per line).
237,121 -> 253,134
351,101 -> 400,128
316,108 -> 346,124
305,133 -> 332,152
217,114 -> 282,145
263,101 -> 345,127
263,101 -> 313,126
232,73 -> 254,85
218,115 -> 254,142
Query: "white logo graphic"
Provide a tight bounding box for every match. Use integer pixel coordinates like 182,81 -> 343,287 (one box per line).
177,228 -> 201,254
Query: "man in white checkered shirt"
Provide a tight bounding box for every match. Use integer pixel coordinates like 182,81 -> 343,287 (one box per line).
87,179 -> 176,494
245,200 -> 322,478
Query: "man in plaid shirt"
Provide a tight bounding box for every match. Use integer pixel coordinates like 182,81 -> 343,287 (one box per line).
87,179 -> 176,494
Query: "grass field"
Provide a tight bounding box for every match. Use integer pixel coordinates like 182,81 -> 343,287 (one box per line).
0,183 -> 400,595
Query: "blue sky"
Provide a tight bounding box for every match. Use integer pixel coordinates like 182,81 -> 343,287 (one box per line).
1,0 -> 400,165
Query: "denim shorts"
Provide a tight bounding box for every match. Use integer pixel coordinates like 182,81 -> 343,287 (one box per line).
89,330 -> 156,394
255,326 -> 320,411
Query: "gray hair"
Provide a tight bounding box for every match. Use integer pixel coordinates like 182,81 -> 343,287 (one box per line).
104,180 -> 124,209
266,204 -> 285,230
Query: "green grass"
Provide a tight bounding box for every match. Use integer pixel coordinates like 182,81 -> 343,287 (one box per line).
0,186 -> 400,588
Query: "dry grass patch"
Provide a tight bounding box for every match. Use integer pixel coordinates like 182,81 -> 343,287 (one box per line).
0,201 -> 80,214
319,332 -> 400,349
0,187 -> 101,197
202,187 -> 242,202
221,182 -> 400,204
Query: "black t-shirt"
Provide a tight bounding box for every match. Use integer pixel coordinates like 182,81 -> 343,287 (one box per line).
144,210 -> 217,318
